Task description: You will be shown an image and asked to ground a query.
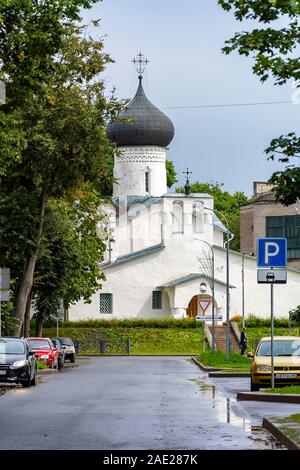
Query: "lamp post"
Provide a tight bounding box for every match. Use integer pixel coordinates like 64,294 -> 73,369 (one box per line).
242,253 -> 246,330
195,239 -> 215,352
199,282 -> 207,352
200,203 -> 231,361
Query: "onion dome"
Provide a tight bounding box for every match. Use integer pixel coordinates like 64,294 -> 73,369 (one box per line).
106,77 -> 175,148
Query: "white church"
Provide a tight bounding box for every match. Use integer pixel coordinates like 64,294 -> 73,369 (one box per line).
69,56 -> 300,322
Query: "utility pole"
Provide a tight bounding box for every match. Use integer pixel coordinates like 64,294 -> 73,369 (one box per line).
200,204 -> 231,360
242,253 -> 245,329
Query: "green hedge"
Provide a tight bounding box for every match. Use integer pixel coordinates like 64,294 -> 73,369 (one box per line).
239,314 -> 297,328
39,318 -> 199,329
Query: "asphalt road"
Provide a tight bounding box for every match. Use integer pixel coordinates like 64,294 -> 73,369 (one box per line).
0,356 -> 295,450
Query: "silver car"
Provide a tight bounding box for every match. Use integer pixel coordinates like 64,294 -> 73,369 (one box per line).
54,337 -> 75,363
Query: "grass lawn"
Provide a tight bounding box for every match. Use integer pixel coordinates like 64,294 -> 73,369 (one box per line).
41,326 -> 204,355
197,350 -> 251,370
37,360 -> 48,370
265,385 -> 300,394
289,414 -> 300,424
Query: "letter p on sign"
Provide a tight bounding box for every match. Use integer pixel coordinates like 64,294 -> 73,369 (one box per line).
257,238 -> 287,269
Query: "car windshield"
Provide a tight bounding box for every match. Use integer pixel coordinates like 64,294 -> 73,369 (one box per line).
0,340 -> 25,355
59,338 -> 73,346
27,340 -> 50,350
257,340 -> 300,357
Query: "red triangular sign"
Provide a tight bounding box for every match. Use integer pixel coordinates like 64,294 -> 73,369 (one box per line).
198,300 -> 210,313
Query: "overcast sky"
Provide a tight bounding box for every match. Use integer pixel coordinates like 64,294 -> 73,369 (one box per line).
81,1 -> 299,196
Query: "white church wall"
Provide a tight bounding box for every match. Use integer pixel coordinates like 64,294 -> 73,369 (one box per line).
69,234 -> 225,320
214,246 -> 300,319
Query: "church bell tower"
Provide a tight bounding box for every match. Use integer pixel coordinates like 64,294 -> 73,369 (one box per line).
106,53 -> 175,198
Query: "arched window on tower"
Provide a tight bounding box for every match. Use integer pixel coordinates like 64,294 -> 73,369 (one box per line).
172,201 -> 184,234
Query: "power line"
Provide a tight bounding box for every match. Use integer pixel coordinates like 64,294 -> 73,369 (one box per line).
164,100 -> 292,110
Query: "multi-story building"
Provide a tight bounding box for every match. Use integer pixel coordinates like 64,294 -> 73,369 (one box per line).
240,182 -> 300,269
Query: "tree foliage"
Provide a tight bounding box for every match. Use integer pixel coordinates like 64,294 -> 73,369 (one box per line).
176,181 -> 250,250
219,0 -> 300,205
289,304 -> 300,325
166,160 -> 177,188
0,1 -> 118,335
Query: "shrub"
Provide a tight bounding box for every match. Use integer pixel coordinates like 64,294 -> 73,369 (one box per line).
289,306 -> 300,325
1,312 -> 19,336
41,318 -> 199,329
243,314 -> 292,328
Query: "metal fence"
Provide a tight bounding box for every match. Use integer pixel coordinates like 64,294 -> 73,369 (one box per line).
73,339 -> 131,356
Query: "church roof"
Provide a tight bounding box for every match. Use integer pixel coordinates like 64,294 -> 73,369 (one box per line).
159,273 -> 236,289
106,78 -> 175,147
100,243 -> 165,268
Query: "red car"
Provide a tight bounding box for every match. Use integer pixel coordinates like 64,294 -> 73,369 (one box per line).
26,338 -> 59,369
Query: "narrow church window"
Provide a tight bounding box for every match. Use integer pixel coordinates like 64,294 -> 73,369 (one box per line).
172,201 -> 184,234
152,291 -> 162,309
100,293 -> 113,314
145,171 -> 150,193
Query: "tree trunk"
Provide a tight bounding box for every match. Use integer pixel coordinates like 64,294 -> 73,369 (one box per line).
35,316 -> 44,337
24,290 -> 32,338
14,191 -> 47,336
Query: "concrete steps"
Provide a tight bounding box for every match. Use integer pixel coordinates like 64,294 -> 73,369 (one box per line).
209,325 -> 241,353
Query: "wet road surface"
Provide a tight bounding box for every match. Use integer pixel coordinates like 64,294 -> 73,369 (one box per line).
0,356 -> 290,450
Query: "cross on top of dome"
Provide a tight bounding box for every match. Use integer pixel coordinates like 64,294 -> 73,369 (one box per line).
132,52 -> 149,80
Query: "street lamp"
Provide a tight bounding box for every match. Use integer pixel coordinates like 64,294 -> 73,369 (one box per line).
199,282 -> 207,352
200,203 -> 231,361
196,239 -> 216,352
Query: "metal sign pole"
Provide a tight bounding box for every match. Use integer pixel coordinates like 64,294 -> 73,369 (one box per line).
202,320 -> 205,352
271,283 -> 275,389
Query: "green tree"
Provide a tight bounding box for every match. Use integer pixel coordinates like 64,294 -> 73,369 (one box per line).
32,188 -> 111,335
0,2 -> 118,335
219,0 -> 300,205
166,160 -> 178,188
289,305 -> 300,325
176,181 -> 250,250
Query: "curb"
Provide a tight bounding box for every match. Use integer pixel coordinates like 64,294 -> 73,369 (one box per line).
37,369 -> 58,375
76,354 -> 195,357
209,371 -> 250,378
191,357 -> 221,372
262,417 -> 300,450
237,391 -> 300,404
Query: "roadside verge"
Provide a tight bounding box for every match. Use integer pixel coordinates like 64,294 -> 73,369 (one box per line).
263,417 -> 300,450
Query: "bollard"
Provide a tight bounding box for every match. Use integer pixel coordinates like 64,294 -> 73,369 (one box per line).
126,339 -> 130,355
99,339 -> 106,355
74,340 -> 80,354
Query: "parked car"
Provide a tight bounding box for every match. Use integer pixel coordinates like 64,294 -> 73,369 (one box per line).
26,337 -> 59,369
51,338 -> 65,370
0,337 -> 37,387
54,337 -> 76,363
250,336 -> 300,391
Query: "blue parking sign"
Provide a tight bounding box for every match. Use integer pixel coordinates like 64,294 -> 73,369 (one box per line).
257,238 -> 287,268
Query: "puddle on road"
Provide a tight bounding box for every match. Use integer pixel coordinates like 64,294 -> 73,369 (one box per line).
189,378 -> 284,450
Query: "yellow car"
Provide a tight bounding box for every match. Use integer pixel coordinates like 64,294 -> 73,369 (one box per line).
250,336 -> 300,391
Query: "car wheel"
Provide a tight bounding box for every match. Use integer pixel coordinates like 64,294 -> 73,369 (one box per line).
250,380 -> 260,392
22,375 -> 31,388
70,354 -> 75,363
31,372 -> 36,386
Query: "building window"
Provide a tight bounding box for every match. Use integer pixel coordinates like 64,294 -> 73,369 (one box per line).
152,291 -> 162,310
266,215 -> 300,259
100,293 -> 113,314
145,171 -> 150,193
